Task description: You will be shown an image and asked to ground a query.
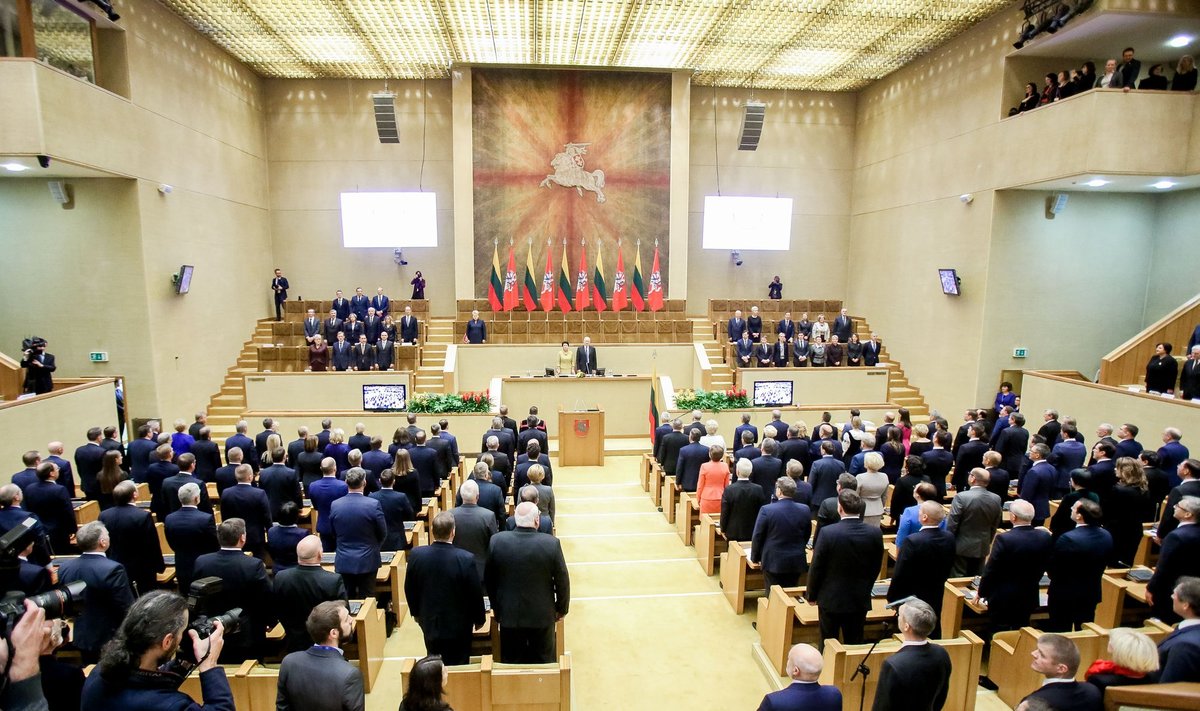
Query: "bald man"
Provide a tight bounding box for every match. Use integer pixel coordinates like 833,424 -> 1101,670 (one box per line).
273,535 -> 349,654
756,643 -> 842,711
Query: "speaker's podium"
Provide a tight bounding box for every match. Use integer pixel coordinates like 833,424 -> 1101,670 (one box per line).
558,408 -> 605,466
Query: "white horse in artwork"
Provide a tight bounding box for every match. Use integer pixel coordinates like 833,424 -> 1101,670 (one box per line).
539,143 -> 606,203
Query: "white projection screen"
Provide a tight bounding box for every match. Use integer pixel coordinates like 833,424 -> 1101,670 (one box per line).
702,195 -> 793,250
340,192 -> 438,248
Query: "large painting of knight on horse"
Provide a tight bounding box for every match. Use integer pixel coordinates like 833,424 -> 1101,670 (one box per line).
471,69 -> 671,302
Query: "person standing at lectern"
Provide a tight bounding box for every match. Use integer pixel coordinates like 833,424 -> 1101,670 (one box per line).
557,341 -> 574,375
466,310 -> 488,344
575,337 -> 598,375
271,268 -> 289,321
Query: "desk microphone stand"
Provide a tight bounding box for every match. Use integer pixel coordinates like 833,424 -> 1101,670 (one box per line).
849,620 -> 891,711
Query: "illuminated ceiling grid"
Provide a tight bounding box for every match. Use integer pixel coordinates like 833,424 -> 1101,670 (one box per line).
158,0 -> 1013,90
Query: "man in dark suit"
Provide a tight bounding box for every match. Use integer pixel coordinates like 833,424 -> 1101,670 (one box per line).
438,419 -> 461,467
99,481 -> 164,596
518,418 -> 549,458
465,309 -> 487,343
871,599 -> 952,711
994,411 -> 1029,480
274,535 -> 349,654
427,423 -> 456,479
733,430 -> 761,468
734,414 -> 758,447
727,309 -> 746,343
657,419 -> 688,477
11,451 -> 39,492
190,428 -> 223,482
809,441 -> 846,508
160,454 -> 212,519
346,424 -> 371,454
1037,409 -> 1062,444
329,469 -> 387,599
1115,422 -> 1144,460
45,441 -> 79,492
374,331 -> 395,371
947,467 -> 1003,576
317,418 -> 334,453
1047,498 -> 1113,631
270,268 -> 289,320
332,289 -> 350,320
778,426 -> 811,474
23,462 -> 75,553
755,643 -> 842,711
1158,576 -> 1200,683
750,477 -> 811,591
952,423 -> 988,492
1147,496 -> 1200,623
351,334 -> 375,371
459,464 -> 505,525
775,311 -> 795,342
370,469 -> 415,551
888,502 -> 956,628
451,479 -> 497,579
807,490 -> 883,645
861,332 -> 881,366
1159,460 -> 1200,542
735,331 -> 754,368
56,522 -> 135,663
260,448 -> 302,522
371,286 -> 390,317
504,485 -> 554,533
145,444 -> 180,514
331,331 -> 353,371
192,518 -> 273,662
1018,633 -> 1103,711
574,336 -> 598,375
399,305 -> 420,344
214,447 -> 246,495
1181,345 -> 1200,400
1050,424 -> 1088,494
323,308 -> 343,344
683,411 -> 707,441
754,339 -> 773,367
1117,46 -> 1141,88
978,500 -> 1053,632
1021,443 -> 1057,526
363,307 -> 382,345
74,427 -> 106,500
675,429 -> 709,493
349,286 -> 370,321
722,459 -> 768,542
481,417 -> 516,462
163,483 -> 218,593
832,308 -> 853,343
360,437 -> 392,491
302,308 -> 321,344
405,511 -> 486,665
486,502 -> 569,664
267,503 -> 309,573
127,423 -> 158,482
255,418 -> 278,459
1087,441 -> 1117,497
277,601 -> 364,709
286,426 -> 309,468
750,439 -> 784,501
220,464 -> 272,558
1158,432 -> 1192,487
19,338 -> 56,394
410,431 -> 445,497
226,420 -> 258,473
920,431 -> 954,500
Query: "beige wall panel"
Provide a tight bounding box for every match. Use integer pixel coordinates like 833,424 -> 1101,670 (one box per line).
737,368 -> 891,405
456,345 -> 696,393
0,64 -> 45,152
1020,372 -> 1200,443
244,371 -> 414,412
1145,190 -> 1200,321
267,160 -> 451,211
1079,92 -> 1193,174
502,377 -> 653,437
689,165 -> 852,216
0,381 -> 120,486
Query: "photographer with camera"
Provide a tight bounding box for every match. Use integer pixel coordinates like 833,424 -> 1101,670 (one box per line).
0,599 -> 59,711
18,339 -> 55,396
80,590 -> 232,710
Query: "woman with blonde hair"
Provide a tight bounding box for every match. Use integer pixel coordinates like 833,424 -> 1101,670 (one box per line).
699,420 -> 726,450
1172,54 -> 1197,92
391,448 -> 422,512
1105,457 -> 1154,565
696,445 -> 730,515
1085,627 -> 1159,693
908,423 -> 933,459
856,451 -> 889,527
325,428 -> 350,473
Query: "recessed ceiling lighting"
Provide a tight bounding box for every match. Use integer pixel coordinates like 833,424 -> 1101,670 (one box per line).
1152,180 -> 1177,190
1167,35 -> 1194,48
1084,179 -> 1109,188
1,162 -> 31,172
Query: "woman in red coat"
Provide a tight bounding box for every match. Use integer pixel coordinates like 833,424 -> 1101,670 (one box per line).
696,445 -> 731,515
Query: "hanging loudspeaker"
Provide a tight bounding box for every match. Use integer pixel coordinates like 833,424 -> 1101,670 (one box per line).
738,102 -> 766,151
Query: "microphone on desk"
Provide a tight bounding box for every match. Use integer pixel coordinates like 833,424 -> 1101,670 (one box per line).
884,595 -> 920,610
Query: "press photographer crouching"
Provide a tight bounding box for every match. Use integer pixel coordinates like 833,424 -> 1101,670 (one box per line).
18,338 -> 55,396
80,591 -> 233,710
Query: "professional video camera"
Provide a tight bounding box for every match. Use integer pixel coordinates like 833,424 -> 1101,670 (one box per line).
20,337 -> 46,356
0,520 -> 84,638
174,577 -> 242,669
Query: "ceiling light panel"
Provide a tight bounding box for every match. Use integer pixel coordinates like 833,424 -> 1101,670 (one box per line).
345,0 -> 453,77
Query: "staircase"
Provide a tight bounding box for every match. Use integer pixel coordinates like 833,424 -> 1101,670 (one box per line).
202,319 -> 276,447
692,319 -> 734,391
414,317 -> 454,394
852,316 -> 931,420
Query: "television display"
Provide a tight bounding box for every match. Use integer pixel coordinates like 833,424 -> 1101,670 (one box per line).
362,384 -> 407,412
753,380 -> 794,407
938,268 -> 960,296
176,265 -> 194,294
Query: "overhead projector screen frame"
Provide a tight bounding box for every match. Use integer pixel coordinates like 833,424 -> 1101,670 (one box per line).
702,195 -> 793,251
340,191 -> 438,248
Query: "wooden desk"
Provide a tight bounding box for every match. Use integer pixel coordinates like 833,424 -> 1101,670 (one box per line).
179,660 -> 255,709
661,476 -> 678,524
72,500 -> 98,526
406,654 -> 572,711
720,540 -> 764,614
648,460 -> 665,508
757,585 -> 899,675
696,513 -> 728,576
640,453 -> 654,493
676,492 -> 698,546
1104,682 -> 1200,711
940,576 -> 1047,639
350,597 -> 386,693
558,408 -> 604,466
820,632 -> 983,711
1096,570 -> 1151,628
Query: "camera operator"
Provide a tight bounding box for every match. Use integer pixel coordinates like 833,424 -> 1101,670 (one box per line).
80,590 -> 232,710
18,339 -> 55,396
0,600 -> 59,711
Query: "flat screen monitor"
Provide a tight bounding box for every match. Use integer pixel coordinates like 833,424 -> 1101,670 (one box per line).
939,268 -> 960,296
176,265 -> 194,294
753,380 -> 794,407
362,384 -> 407,412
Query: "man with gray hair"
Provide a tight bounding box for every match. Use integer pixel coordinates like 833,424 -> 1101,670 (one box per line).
163,481 -> 218,593
481,417 -> 515,461
1181,345 -> 1200,400
226,419 -> 258,472
978,499 -> 1053,633
871,599 -> 952,711
755,643 -> 841,710
504,486 -> 552,533
451,479 -> 496,580
657,418 -> 688,477
1147,496 -> 1200,623
483,435 -> 512,482
486,501 -> 569,663
455,462 -> 505,527
750,477 -> 812,592
57,521 -> 135,663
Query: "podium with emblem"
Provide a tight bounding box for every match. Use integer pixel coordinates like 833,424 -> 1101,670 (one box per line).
558,408 -> 605,466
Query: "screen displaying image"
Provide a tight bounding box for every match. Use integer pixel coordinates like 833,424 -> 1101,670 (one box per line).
177,265 -> 194,294
362,384 -> 407,412
938,268 -> 960,296
702,195 -> 793,250
753,380 -> 794,407
341,192 -> 438,248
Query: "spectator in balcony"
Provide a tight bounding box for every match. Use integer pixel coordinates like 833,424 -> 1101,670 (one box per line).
767,275 -> 783,300
1097,58 -> 1124,89
308,334 -> 329,372
1140,63 -> 1169,91
1145,342 -> 1179,395
846,333 -> 863,366
1039,72 -> 1059,105
1117,47 -> 1141,89
809,335 -> 827,367
1056,71 -> 1077,100
1172,55 -> 1197,92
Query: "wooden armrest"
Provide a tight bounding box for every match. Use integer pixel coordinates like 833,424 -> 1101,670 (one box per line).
1104,683 -> 1200,711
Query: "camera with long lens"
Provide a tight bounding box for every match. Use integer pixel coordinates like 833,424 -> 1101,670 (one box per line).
20,336 -> 46,357
0,519 -> 84,638
175,577 -> 242,669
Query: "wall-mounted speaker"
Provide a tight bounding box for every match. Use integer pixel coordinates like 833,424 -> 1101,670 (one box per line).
1045,193 -> 1068,219
738,101 -> 766,151
48,180 -> 73,208
372,92 -> 399,144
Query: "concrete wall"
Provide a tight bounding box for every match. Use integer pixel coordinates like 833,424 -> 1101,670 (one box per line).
1020,371 -> 1200,443
0,380 -> 120,485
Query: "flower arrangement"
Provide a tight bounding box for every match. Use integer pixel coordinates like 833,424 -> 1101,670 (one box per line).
408,390 -> 493,413
672,387 -> 750,411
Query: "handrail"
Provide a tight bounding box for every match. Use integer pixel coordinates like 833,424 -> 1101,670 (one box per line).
0,351 -> 21,402
1099,292 -> 1200,387
0,377 -> 116,412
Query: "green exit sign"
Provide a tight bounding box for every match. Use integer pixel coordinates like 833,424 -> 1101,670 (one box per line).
89,352 -> 108,363
1013,348 -> 1028,359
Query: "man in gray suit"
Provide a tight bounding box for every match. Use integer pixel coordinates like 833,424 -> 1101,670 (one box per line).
276,600 -> 364,711
451,479 -> 497,580
947,467 -> 1003,576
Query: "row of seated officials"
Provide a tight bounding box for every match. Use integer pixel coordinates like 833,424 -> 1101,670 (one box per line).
1011,51 -> 1197,115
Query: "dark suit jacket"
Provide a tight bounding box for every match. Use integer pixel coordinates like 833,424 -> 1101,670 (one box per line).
369,488 -> 415,551
160,473 -> 212,518
163,506 -> 218,592
486,528 -> 569,629
193,549 -> 272,660
451,504 -> 497,580
56,553 -> 135,652
777,437 -> 811,473
399,315 -> 419,342
1160,480 -> 1200,540
74,442 -> 106,498
277,646 -> 363,711
302,317 -> 321,340
427,437 -> 456,480
1020,681 -> 1102,711
921,449 -> 954,500
363,317 -> 382,344
99,504 -> 164,593
260,464 -> 302,522
466,319 -> 487,343
809,456 -> 846,507
214,464 -> 240,496
220,484 -> 273,553
1048,525 -> 1114,610
872,643 -> 952,711
749,455 -> 784,501
658,431 -> 688,475
332,298 -> 350,320
331,340 -> 354,370
404,541 -> 486,641
481,428 -> 516,462
127,437 -> 158,482
574,344 -> 598,374
675,443 -> 710,492
888,528 -> 957,616
1181,359 -> 1200,400
807,518 -> 883,613
23,479 -> 75,549
721,480 -> 767,542
1020,461 -> 1057,521
17,558 -> 51,594
254,430 -> 276,459
267,525 -> 308,573
994,426 -> 1029,477
329,493 -> 387,574
374,341 -> 395,370
347,433 -> 371,454
1158,624 -> 1200,683
189,440 -> 223,482
1148,524 -> 1200,618
750,499 -> 811,574
953,440 -> 988,491
518,427 -> 549,458
978,525 -> 1052,624
408,445 -> 443,496
371,294 -> 390,316
727,317 -> 746,342
273,564 -> 348,653
225,433 -> 258,472
350,295 -> 370,320
758,682 -> 842,711
323,317 -> 344,343
45,454 -> 77,494
352,343 -> 375,371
